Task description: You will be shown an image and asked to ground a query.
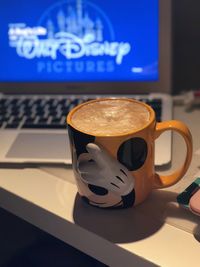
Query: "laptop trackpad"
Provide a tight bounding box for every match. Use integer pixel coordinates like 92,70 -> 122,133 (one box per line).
6,133 -> 68,159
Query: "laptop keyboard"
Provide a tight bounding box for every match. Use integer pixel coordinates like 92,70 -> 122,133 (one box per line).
0,96 -> 162,129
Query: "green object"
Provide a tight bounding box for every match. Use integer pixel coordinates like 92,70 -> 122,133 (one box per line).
177,178 -> 200,208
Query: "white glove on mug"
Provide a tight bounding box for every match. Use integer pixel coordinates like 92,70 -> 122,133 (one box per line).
77,143 -> 135,208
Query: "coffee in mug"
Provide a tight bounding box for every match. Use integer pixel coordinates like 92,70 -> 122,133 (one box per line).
67,98 -> 192,209
71,99 -> 150,135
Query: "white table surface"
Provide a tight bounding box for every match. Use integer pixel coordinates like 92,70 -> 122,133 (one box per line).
0,105 -> 200,267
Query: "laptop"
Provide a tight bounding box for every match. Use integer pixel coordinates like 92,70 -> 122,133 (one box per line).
0,0 -> 172,166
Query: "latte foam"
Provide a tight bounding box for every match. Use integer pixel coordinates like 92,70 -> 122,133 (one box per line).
71,99 -> 150,136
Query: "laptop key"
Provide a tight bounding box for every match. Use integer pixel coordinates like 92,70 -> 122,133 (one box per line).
22,123 -> 65,129
5,123 -> 20,129
49,111 -> 58,116
50,118 -> 61,123
38,117 -> 49,123
58,99 -> 69,106
10,117 -> 22,124
24,118 -> 36,124
20,99 -> 32,107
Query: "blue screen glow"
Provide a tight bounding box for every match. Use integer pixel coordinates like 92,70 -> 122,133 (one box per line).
0,0 -> 159,82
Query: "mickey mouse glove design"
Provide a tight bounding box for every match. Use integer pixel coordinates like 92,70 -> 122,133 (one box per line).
77,143 -> 135,203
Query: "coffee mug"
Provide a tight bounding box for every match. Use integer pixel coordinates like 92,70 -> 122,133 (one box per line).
67,98 -> 193,209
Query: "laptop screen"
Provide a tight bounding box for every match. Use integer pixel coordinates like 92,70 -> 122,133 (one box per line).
0,0 -> 159,83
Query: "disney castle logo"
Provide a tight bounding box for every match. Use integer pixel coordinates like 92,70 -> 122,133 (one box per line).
8,0 -> 131,64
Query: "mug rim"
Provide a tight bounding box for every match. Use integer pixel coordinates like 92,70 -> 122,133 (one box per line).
66,98 -> 155,137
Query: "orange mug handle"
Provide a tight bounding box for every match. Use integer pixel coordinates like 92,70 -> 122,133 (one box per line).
153,120 -> 193,189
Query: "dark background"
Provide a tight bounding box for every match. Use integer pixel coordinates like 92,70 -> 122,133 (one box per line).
0,1 -> 200,266
172,0 -> 200,93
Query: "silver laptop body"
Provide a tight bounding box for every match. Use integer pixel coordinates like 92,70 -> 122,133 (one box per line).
0,0 -> 172,167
